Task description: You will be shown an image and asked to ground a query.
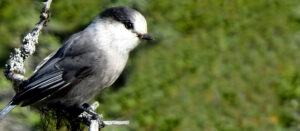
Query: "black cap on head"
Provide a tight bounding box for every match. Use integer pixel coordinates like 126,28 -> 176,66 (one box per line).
100,6 -> 153,41
100,6 -> 135,25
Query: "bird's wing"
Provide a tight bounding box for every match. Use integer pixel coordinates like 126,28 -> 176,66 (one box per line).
33,51 -> 57,74
12,32 -> 103,106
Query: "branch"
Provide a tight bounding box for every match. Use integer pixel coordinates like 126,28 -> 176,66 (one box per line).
89,120 -> 130,131
4,0 -> 52,88
79,102 -> 130,131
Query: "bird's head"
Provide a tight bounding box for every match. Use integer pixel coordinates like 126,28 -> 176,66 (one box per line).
89,6 -> 153,52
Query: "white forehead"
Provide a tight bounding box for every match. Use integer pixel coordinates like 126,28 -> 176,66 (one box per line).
132,11 -> 148,34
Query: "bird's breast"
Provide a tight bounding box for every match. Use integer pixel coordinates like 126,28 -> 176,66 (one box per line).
99,49 -> 128,87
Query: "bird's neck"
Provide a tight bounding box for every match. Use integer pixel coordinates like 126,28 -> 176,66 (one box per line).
85,19 -> 140,54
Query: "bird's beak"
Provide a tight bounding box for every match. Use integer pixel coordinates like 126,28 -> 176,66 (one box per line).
139,34 -> 154,41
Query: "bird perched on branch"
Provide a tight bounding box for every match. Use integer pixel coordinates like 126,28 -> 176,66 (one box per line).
0,6 -> 152,119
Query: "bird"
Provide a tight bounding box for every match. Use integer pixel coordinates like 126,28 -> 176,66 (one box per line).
0,6 -> 153,119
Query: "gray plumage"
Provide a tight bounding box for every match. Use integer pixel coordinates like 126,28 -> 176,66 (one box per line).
0,6 -> 152,119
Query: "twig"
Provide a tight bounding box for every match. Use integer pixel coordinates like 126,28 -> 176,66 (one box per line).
103,121 -> 130,126
4,0 -> 52,88
89,120 -> 99,131
89,120 -> 130,131
79,102 -> 130,131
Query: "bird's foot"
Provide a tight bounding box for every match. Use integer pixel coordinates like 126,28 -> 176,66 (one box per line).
82,103 -> 93,111
92,114 -> 105,128
79,103 -> 105,127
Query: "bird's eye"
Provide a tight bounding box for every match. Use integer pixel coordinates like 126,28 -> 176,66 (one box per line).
124,22 -> 134,29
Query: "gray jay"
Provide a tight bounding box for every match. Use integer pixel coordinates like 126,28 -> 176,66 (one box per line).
0,6 -> 152,119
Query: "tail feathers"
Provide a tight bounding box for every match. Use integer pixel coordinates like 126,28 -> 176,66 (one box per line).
0,101 -> 17,120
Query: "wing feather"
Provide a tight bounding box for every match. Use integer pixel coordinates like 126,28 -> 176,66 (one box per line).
11,32 -> 100,107
12,70 -> 66,106
25,71 -> 62,89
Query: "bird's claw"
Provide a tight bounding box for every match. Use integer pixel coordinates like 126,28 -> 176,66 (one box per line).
82,103 -> 93,111
79,103 -> 105,127
92,114 -> 105,128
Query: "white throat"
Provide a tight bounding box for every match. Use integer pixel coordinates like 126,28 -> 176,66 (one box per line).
85,18 -> 140,54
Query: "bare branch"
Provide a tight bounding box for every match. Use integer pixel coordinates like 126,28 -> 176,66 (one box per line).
103,121 -> 130,126
89,120 -> 130,131
89,120 -> 99,131
79,102 -> 130,131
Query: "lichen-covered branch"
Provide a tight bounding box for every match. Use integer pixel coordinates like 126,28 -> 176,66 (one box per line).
4,0 -> 52,88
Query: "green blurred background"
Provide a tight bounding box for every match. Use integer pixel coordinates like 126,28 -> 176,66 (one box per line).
1,0 -> 300,130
